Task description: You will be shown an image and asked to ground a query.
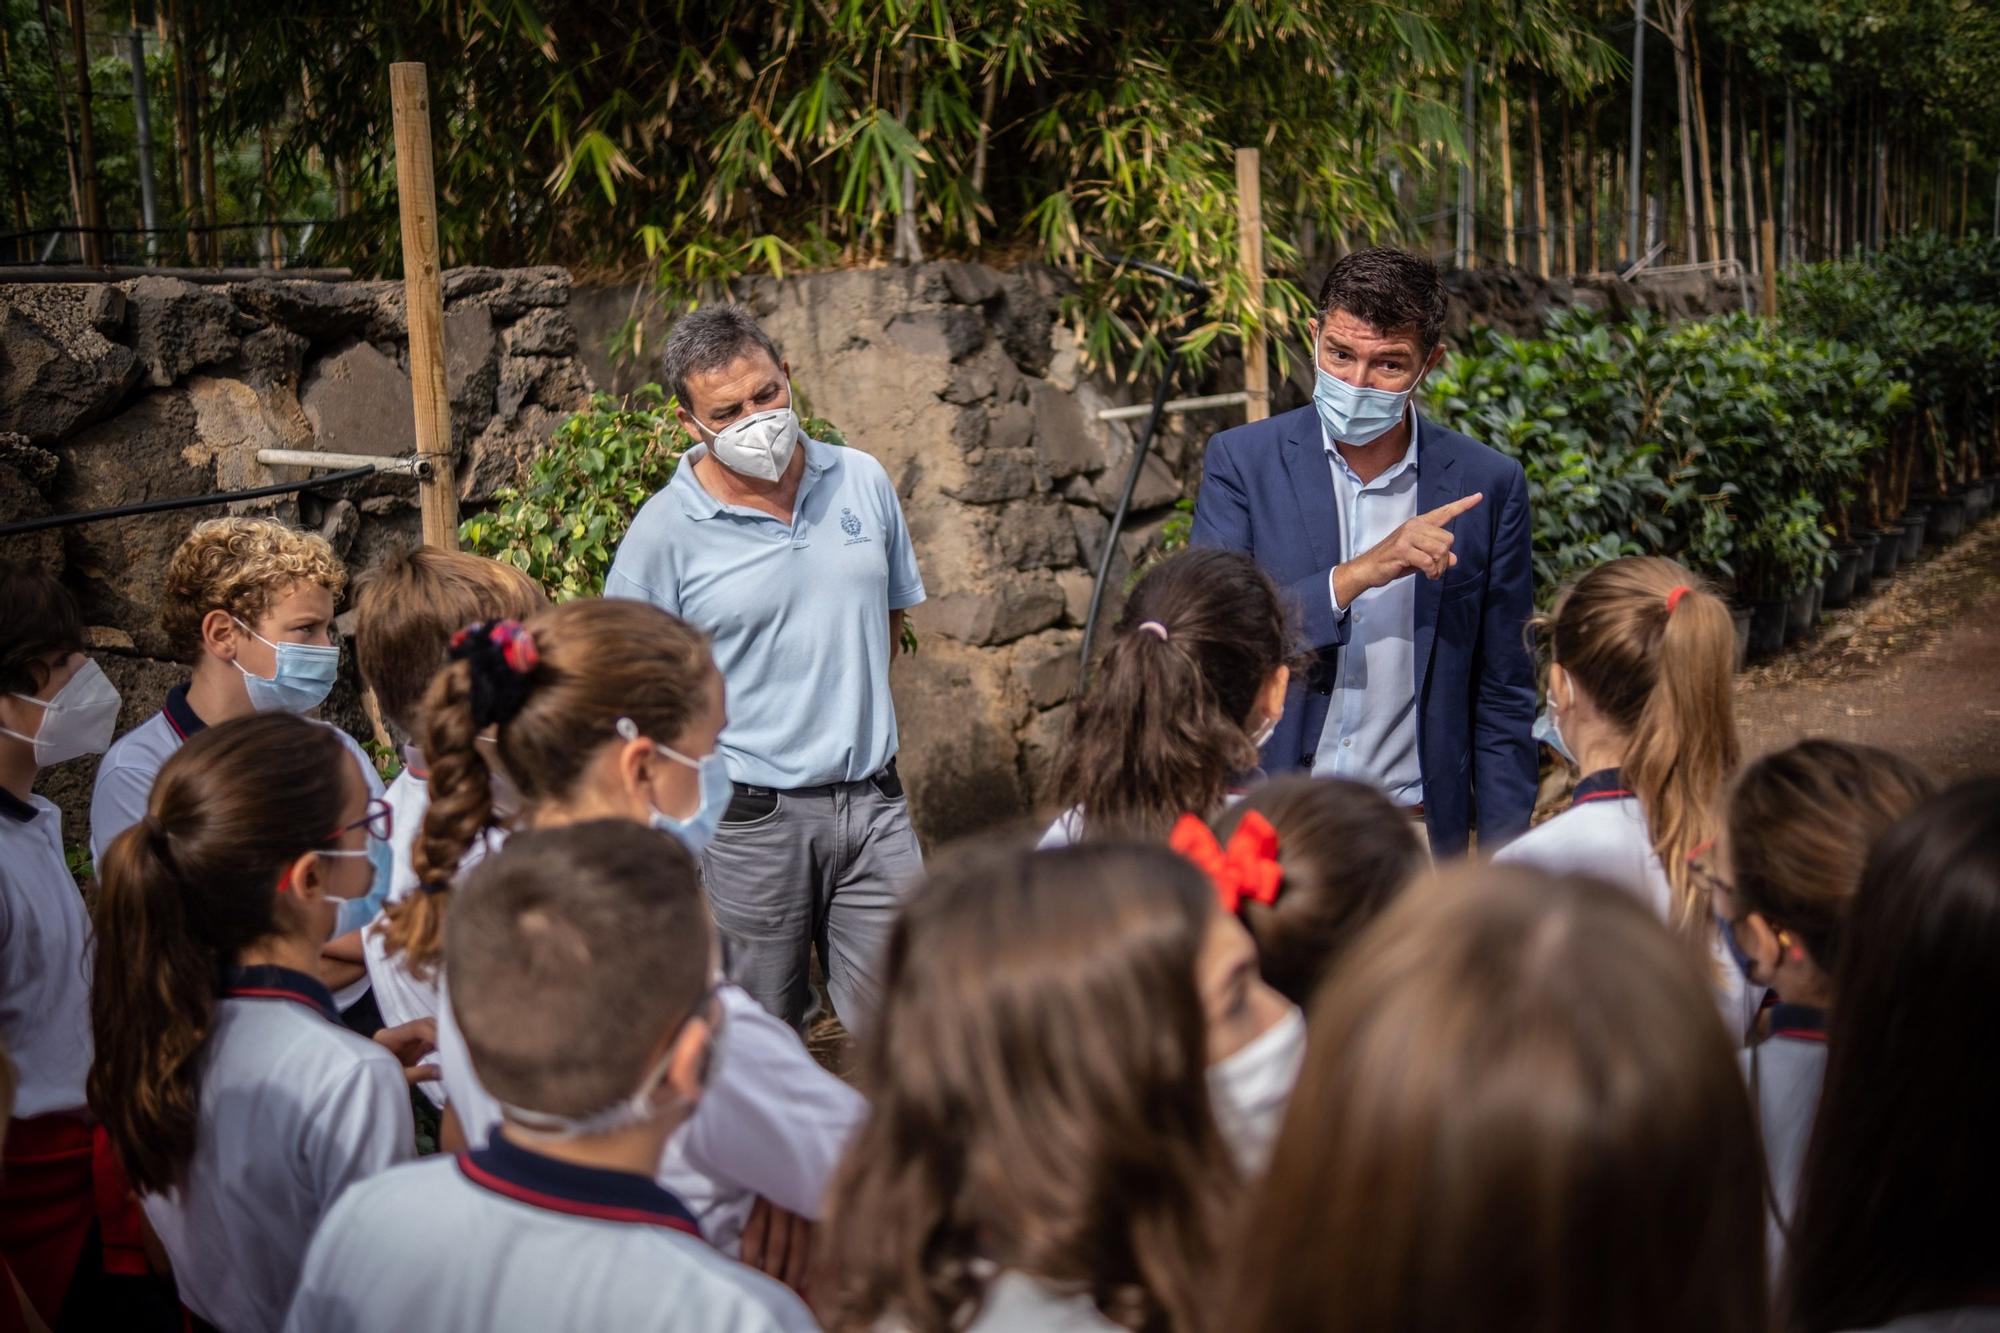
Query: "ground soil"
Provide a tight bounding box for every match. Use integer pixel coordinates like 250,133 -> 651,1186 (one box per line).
1733,515 -> 2000,779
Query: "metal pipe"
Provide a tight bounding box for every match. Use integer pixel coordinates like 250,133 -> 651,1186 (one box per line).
0,465 -> 377,538
257,449 -> 431,477
1095,391 -> 1249,423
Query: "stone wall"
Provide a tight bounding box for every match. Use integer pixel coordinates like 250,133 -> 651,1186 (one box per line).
0,267 -> 595,841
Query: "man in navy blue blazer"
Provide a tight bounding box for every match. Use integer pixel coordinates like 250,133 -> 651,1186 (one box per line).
1191,247 -> 1537,855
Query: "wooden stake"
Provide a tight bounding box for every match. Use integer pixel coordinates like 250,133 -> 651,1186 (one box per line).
390,63 -> 460,550
1235,147 -> 1269,423
1759,219 -> 1777,318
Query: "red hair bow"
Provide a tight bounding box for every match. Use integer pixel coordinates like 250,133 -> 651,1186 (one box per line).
1169,811 -> 1285,914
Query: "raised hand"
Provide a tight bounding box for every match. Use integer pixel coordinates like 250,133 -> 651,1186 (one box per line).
1335,492 -> 1484,606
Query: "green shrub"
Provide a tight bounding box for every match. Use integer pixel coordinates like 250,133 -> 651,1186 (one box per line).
461,384 -> 846,601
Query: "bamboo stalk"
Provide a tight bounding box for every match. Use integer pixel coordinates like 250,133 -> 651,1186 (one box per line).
1718,52 -> 1734,264
1688,21 -> 1719,265
1527,75 -> 1548,277
63,0 -> 104,266
1498,82 -> 1516,266
1560,98 -> 1577,275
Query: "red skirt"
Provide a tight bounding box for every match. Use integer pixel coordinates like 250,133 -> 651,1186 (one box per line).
0,1114 -> 148,1324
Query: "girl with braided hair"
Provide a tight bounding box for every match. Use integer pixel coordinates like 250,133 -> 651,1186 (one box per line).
402,598 -> 863,1283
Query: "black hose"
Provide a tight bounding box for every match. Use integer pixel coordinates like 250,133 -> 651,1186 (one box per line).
1074,253 -> 1211,690
0,466 -> 381,538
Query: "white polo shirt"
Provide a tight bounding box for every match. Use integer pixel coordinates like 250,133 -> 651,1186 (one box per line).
604,437 -> 926,789
1495,768 -> 1754,1038
282,1136 -> 817,1333
1742,1004 -> 1827,1278
143,964 -> 412,1333
434,977 -> 865,1254
0,788 -> 93,1119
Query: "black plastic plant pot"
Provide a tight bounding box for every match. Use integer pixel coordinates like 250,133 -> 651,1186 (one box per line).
1925,494 -> 1968,545
1962,483 -> 1991,526
1822,546 -> 1862,609
1784,584 -> 1817,644
1730,605 -> 1751,671
1872,526 -> 1905,577
1850,533 -> 1880,598
1747,599 -> 1788,659
1898,513 -> 1928,562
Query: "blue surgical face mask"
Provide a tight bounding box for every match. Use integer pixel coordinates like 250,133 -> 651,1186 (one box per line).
1534,671 -> 1577,768
1312,363 -> 1415,447
233,618 -> 339,714
618,718 -> 732,855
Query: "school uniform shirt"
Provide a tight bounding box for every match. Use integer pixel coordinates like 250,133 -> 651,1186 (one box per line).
1742,1002 -> 1827,1278
358,762 -> 480,1107
144,964 -> 412,1333
282,1134 -> 817,1333
434,978 -> 865,1255
1494,769 -> 1755,1039
0,789 -> 92,1119
90,685 -> 390,1013
1840,1311 -> 2000,1333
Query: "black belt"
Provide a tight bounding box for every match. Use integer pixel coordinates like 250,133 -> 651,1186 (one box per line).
729,757 -> 902,802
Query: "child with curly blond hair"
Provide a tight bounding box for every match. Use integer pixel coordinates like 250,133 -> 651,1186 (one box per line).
89,517 -> 388,1016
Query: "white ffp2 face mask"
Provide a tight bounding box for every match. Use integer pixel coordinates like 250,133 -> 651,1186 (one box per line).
691,382 -> 801,482
1208,1004 -> 1307,1176
0,659 -> 122,767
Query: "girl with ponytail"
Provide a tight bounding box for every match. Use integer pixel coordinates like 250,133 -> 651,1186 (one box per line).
403,598 -> 864,1274
1496,556 -> 1749,1030
1047,548 -> 1295,845
89,712 -> 427,1333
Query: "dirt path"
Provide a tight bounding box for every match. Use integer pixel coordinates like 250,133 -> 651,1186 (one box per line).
1735,516 -> 2000,780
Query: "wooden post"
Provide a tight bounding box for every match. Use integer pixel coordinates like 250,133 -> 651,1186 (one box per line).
1759,219 -> 1778,318
390,63 -> 460,550
1235,147 -> 1269,423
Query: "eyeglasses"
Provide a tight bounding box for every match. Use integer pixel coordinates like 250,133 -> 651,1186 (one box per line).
1688,856 -> 1735,904
328,796 -> 393,846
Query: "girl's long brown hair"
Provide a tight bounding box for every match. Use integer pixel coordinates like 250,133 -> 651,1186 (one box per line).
1546,556 -> 1739,934
1226,866 -> 1768,1333
1724,739 -> 1932,978
1781,780 -> 2000,1333
820,841 -> 1238,1333
381,598 -> 714,978
88,713 -> 352,1195
1053,548 -> 1293,840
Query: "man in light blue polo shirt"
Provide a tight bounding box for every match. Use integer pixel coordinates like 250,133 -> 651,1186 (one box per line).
605,305 -> 926,1034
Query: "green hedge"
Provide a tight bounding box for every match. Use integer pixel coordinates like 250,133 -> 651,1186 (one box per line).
1424,232 -> 2000,606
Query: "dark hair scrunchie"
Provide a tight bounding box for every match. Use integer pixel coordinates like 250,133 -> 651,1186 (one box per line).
448,619 -> 541,730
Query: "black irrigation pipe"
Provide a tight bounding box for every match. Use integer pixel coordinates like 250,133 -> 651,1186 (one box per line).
1074,252 -> 1211,693
0,467 -> 380,539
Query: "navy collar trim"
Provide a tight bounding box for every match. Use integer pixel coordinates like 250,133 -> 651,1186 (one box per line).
459,1134 -> 703,1238
161,683 -> 205,741
1572,769 -> 1635,807
1767,1002 -> 1828,1043
222,963 -> 341,1023
0,787 -> 36,823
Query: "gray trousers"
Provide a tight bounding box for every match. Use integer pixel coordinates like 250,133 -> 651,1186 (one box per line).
698,763 -> 924,1036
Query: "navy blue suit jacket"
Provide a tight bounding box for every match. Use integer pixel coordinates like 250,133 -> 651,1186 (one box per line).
1190,405 -> 1538,855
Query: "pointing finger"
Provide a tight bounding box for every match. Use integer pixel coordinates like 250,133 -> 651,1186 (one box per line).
1421,491 -> 1485,526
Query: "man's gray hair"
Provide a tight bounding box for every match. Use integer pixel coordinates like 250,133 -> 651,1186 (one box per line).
660,306 -> 784,409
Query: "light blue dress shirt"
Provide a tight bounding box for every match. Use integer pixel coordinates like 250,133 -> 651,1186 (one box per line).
1312,409 -> 1423,806
604,436 -> 926,789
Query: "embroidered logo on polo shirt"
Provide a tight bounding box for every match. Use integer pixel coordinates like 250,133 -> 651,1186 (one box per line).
840,508 -> 869,545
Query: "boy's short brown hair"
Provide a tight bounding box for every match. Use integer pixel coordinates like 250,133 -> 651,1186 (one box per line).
160,518 -> 347,663
446,821 -> 712,1118
351,546 -> 547,738
0,564 -> 85,696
